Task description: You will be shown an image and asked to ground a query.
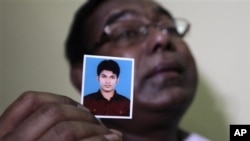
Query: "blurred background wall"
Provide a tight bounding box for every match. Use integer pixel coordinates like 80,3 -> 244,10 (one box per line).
0,0 -> 249,140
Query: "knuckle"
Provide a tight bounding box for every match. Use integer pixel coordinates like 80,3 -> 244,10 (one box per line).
39,103 -> 63,120
53,122 -> 75,141
19,91 -> 38,106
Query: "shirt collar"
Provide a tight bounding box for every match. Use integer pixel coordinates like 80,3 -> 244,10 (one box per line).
96,89 -> 120,101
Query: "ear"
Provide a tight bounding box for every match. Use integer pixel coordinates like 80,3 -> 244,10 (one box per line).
70,63 -> 83,93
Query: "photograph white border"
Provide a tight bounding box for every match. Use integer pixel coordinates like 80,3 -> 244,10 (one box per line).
81,55 -> 134,119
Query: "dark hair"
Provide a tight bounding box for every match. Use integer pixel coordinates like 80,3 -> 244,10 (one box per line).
97,60 -> 120,77
65,0 -> 107,66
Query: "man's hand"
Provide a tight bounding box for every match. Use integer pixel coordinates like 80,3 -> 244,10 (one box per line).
0,91 -> 122,141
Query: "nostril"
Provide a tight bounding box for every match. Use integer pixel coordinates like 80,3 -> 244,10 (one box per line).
153,42 -> 174,52
152,44 -> 162,52
165,42 -> 174,51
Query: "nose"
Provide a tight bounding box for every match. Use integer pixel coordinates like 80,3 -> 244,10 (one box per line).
145,28 -> 174,54
105,78 -> 110,83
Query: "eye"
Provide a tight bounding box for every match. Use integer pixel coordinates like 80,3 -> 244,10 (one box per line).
166,27 -> 180,36
101,74 -> 106,78
158,22 -> 180,37
169,27 -> 178,34
117,29 -> 141,40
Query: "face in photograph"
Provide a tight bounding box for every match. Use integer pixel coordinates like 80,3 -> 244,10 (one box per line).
98,70 -> 119,92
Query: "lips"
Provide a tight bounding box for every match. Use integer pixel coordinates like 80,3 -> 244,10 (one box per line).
145,60 -> 184,80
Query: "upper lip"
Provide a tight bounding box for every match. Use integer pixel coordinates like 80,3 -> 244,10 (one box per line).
145,60 -> 184,79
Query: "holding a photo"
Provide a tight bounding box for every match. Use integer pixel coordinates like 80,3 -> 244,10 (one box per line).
84,59 -> 130,116
82,55 -> 134,119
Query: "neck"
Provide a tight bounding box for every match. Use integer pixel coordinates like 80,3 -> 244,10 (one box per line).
122,126 -> 180,141
100,89 -> 115,101
101,107 -> 184,141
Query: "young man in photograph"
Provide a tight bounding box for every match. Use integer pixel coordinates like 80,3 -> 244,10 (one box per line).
84,59 -> 130,116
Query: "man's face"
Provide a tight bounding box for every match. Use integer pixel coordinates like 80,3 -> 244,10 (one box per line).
85,0 -> 198,116
98,70 -> 118,93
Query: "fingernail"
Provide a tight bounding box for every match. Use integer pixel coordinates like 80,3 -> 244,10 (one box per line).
104,133 -> 122,141
110,129 -> 122,137
77,104 -> 90,112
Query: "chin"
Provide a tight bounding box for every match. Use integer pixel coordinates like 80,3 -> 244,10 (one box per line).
103,90 -> 115,93
135,85 -> 195,115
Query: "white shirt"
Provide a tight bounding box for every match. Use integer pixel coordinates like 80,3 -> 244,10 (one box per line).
184,133 -> 210,141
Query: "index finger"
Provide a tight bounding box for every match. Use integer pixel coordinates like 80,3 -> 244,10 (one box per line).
0,91 -> 83,137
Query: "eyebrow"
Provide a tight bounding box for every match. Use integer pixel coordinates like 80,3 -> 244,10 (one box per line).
100,73 -> 117,77
105,9 -> 139,25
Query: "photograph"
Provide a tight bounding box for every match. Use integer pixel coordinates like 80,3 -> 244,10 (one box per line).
81,55 -> 134,119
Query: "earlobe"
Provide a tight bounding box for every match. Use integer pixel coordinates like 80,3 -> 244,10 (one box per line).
70,63 -> 83,92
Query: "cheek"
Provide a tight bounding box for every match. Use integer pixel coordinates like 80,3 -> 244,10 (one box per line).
112,81 -> 117,86
99,79 -> 105,84
95,43 -> 141,58
176,41 -> 194,61
175,41 -> 198,86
